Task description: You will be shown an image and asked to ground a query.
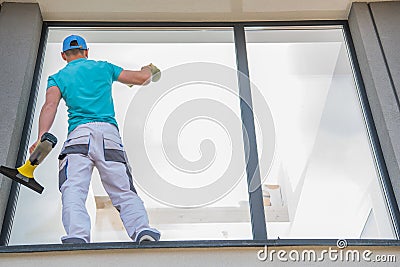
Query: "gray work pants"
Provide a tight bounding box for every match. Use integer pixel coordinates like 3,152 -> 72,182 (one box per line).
58,122 -> 159,243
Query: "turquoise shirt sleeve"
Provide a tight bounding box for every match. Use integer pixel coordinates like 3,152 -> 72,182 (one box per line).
107,62 -> 123,82
47,75 -> 58,89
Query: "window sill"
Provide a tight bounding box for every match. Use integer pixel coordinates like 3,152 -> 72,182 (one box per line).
1,239 -> 400,254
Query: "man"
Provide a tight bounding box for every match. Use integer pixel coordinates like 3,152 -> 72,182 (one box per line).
29,34 -> 161,244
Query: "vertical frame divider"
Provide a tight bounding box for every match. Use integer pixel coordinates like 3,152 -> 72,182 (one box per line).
234,24 -> 267,241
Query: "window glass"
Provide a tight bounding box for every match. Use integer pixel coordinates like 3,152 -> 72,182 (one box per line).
8,25 -> 395,245
9,28 -> 252,244
245,27 -> 395,239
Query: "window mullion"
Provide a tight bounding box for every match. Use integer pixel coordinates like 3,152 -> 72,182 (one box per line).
234,24 -> 267,241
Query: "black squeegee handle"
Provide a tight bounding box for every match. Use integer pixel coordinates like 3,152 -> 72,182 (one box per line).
29,133 -> 58,165
40,132 -> 58,148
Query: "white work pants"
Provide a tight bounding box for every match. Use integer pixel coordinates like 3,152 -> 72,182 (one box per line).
58,122 -> 159,243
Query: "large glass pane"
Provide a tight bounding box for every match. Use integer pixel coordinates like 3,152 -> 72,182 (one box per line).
9,28 -> 251,244
245,27 -> 395,239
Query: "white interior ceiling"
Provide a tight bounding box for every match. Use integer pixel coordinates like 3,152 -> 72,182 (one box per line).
0,0 -> 396,21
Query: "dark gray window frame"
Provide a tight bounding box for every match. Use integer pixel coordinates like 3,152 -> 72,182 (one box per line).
1,20 -> 399,249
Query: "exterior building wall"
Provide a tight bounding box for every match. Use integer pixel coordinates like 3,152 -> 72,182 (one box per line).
369,1 -> 400,98
0,245 -> 399,266
0,1 -> 400,266
0,3 -> 42,233
348,2 -> 400,210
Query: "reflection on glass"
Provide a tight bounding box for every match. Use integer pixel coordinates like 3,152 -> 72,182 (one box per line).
246,27 -> 395,239
9,28 -> 252,244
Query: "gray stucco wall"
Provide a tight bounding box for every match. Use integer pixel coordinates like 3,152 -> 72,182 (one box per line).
369,2 -> 400,104
0,2 -> 42,237
0,0 -> 399,249
349,2 -> 400,224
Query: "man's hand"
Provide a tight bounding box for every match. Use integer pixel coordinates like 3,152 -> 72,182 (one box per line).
142,63 -> 161,82
29,139 -> 40,154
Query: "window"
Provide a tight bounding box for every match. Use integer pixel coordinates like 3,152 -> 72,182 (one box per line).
245,26 -> 395,239
9,27 -> 252,244
6,23 -> 397,246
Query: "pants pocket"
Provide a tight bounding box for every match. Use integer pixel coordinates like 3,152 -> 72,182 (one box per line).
58,134 -> 90,160
103,132 -> 137,193
103,133 -> 126,163
57,133 -> 90,190
58,157 -> 68,191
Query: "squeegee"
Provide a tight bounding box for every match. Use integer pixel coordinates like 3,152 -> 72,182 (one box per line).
0,132 -> 57,194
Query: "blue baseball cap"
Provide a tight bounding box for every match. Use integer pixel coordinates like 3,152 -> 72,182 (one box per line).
62,35 -> 88,52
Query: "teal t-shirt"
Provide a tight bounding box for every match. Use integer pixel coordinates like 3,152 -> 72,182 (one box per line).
47,58 -> 123,133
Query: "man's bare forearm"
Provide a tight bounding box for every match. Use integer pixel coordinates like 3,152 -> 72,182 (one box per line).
37,102 -> 58,139
37,87 -> 61,139
118,69 -> 152,86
